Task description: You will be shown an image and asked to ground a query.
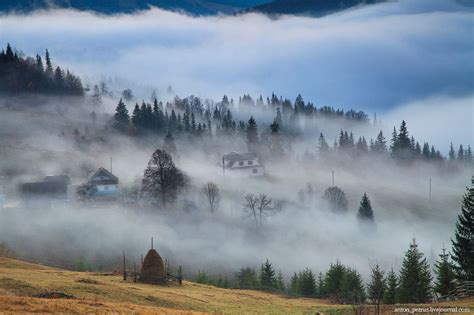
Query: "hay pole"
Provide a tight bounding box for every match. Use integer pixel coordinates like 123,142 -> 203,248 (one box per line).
123,251 -> 127,281
133,260 -> 137,283
178,265 -> 182,285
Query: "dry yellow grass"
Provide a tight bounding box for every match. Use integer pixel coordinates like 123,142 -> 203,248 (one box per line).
0,257 -> 347,314
1,257 -> 472,314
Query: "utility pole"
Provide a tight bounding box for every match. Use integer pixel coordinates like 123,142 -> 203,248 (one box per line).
429,178 -> 432,201
151,237 -> 153,250
222,156 -> 225,177
110,156 -> 113,174
332,170 -> 335,187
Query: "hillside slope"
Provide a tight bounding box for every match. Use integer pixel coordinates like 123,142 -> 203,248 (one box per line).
0,257 -> 346,314
248,0 -> 385,17
0,0 -> 270,15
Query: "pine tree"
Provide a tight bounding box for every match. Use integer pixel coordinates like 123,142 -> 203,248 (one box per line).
131,103 -> 141,130
367,264 -> 385,315
45,49 -> 53,76
290,272 -> 300,294
390,126 -> 398,158
358,193 -> 374,221
434,247 -> 456,296
382,269 -> 398,304
35,54 -> 44,72
341,268 -> 366,304
276,271 -> 285,291
246,116 -> 258,151
259,259 -> 276,289
398,239 -> 432,303
299,268 -> 317,297
113,99 -> 130,133
457,145 -> 465,162
373,130 -> 387,154
451,176 -> 474,281
449,142 -> 456,161
318,133 -> 330,156
465,145 -> 473,165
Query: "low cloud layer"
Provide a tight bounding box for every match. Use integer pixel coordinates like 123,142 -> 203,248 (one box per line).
0,0 -> 473,109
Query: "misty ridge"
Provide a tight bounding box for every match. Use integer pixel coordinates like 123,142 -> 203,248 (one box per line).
0,0 -> 473,305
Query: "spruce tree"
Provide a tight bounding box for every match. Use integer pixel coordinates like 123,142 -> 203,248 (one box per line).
299,268 -> 316,297
449,142 -> 456,161
373,130 -> 387,154
434,247 -> 456,296
246,116 -> 258,151
113,99 -> 130,133
290,272 -> 300,294
259,259 -> 276,289
398,239 -> 432,303
318,133 -> 330,156
382,269 -> 398,304
451,176 -> 474,281
358,193 -> 374,221
45,49 -> 53,76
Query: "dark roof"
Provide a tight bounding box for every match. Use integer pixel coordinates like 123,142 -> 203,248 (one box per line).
223,152 -> 257,161
44,175 -> 70,185
223,152 -> 259,168
88,167 -> 118,185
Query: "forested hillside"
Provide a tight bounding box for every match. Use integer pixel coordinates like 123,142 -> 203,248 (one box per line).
0,44 -> 83,96
248,0 -> 385,16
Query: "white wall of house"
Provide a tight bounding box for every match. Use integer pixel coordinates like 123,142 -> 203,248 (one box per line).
96,184 -> 118,192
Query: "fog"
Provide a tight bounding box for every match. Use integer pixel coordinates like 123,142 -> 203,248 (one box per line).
0,0 -> 473,282
0,0 -> 473,109
0,93 -> 471,281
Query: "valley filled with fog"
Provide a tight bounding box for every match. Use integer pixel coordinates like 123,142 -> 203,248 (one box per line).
0,0 -> 472,286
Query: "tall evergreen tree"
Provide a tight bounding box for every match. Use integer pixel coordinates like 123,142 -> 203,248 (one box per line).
246,116 -> 258,151
112,99 -> 130,133
434,247 -> 456,297
299,268 -> 317,297
398,239 -> 432,303
451,176 -> 474,281
382,269 -> 398,304
318,133 -> 330,156
373,130 -> 387,154
259,259 -> 277,289
449,142 -> 456,161
358,193 -> 374,221
457,144 -> 465,162
45,49 -> 53,76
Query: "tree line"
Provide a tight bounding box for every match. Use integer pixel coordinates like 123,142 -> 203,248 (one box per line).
193,178 -> 473,306
0,43 -> 84,95
317,120 -> 472,166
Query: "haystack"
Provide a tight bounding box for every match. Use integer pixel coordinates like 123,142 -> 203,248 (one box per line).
140,249 -> 165,278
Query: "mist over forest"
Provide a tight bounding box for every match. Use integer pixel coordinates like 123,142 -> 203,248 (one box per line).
0,0 -> 472,304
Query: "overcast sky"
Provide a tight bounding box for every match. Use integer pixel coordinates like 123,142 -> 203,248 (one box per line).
0,0 -> 473,111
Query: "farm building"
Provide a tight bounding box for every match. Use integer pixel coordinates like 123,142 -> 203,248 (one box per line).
87,167 -> 119,199
20,175 -> 70,199
220,152 -> 264,177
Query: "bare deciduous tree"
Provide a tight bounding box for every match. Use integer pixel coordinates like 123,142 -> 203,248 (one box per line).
202,182 -> 220,213
243,193 -> 275,228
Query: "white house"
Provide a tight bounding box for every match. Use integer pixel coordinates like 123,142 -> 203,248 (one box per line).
88,167 -> 119,199
220,152 -> 264,177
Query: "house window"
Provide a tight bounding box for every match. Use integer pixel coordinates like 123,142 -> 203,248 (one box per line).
248,160 -> 253,165
252,168 -> 258,174
239,161 -> 244,166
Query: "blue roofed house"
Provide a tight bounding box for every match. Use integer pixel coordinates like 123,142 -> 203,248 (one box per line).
88,167 -> 119,199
